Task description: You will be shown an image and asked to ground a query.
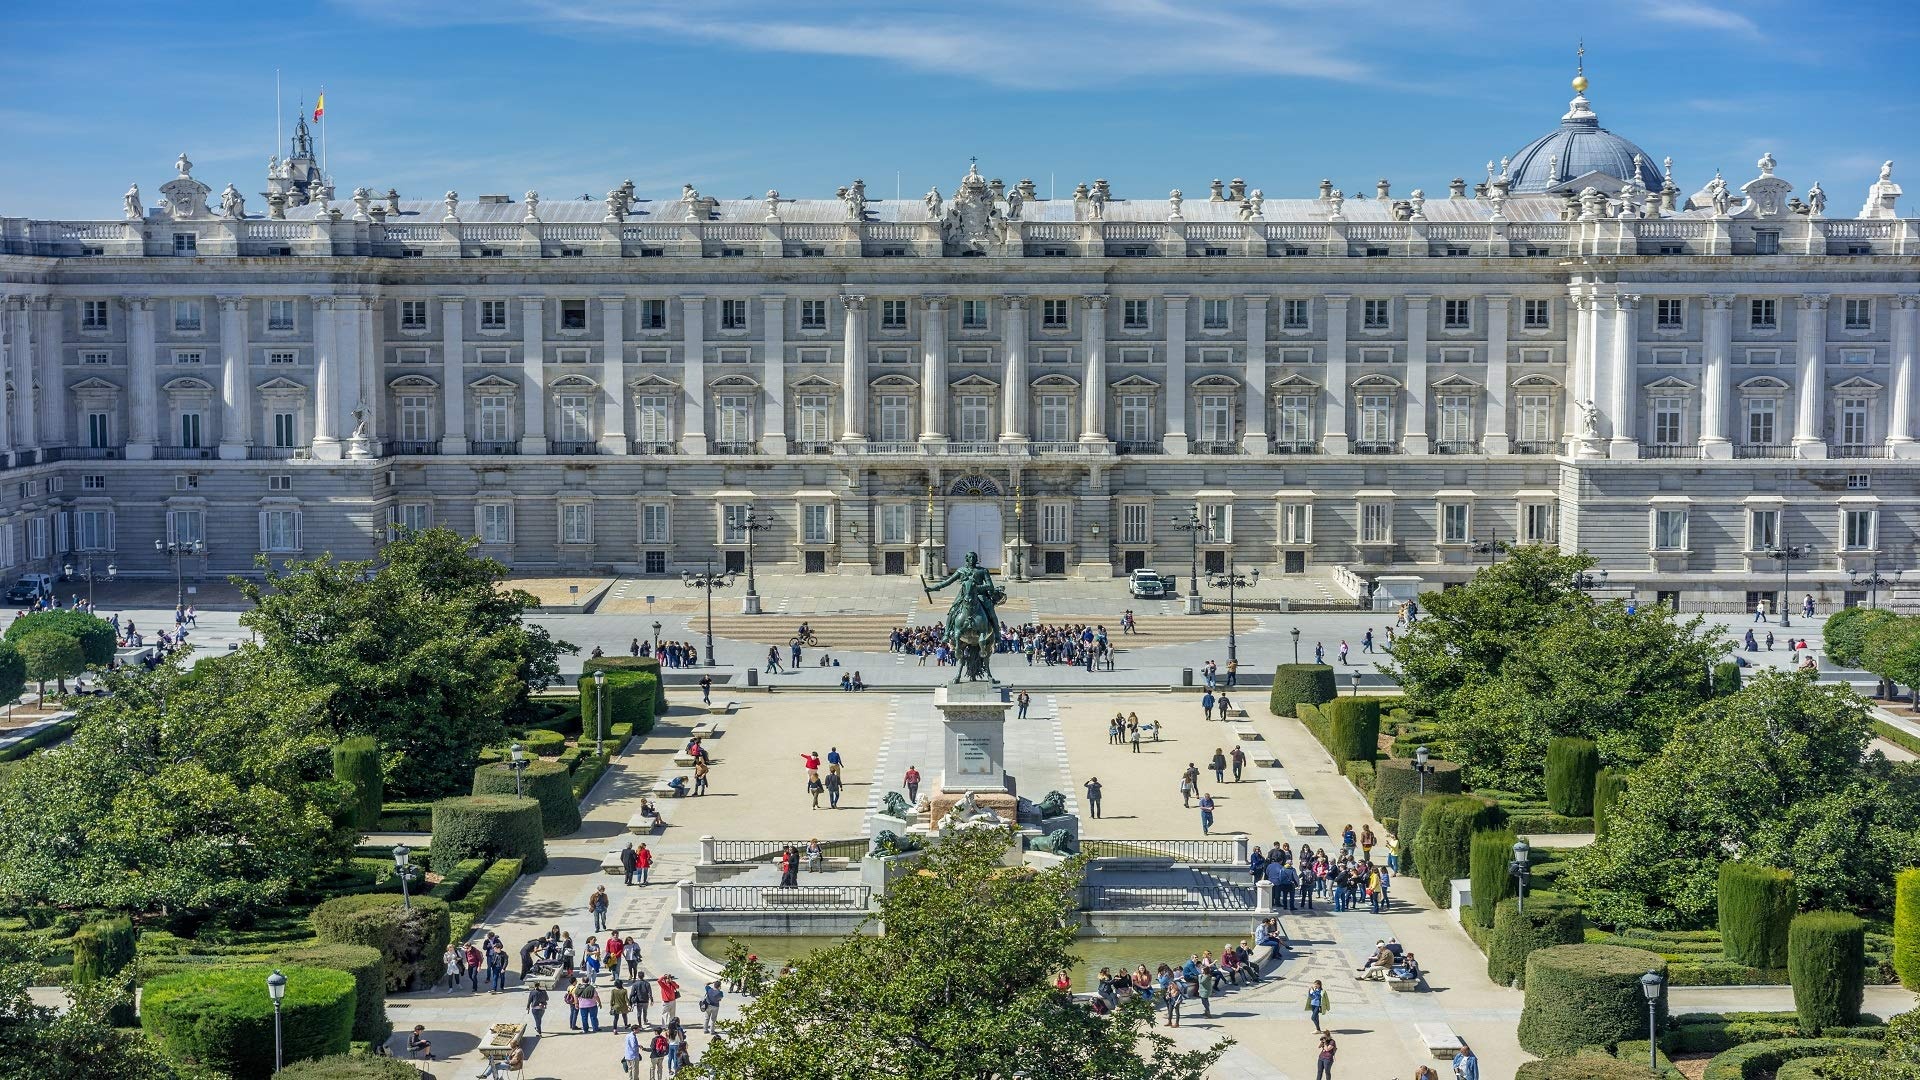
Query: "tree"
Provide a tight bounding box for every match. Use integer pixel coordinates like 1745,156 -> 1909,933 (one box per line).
1384,546 -> 1722,793
1563,670 -> 1920,928
16,629 -> 84,697
238,527 -> 574,798
0,936 -> 184,1080
0,639 -> 27,708
0,652 -> 352,917
1823,607 -> 1900,669
1862,617 -> 1920,699
689,828 -> 1229,1080
2,609 -> 117,668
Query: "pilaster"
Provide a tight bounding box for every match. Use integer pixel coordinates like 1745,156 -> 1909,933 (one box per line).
682,296 -> 708,455
758,295 -> 785,455
31,297 -> 64,449
1700,295 -> 1734,457
5,298 -> 34,454
999,295 -> 1029,443
1402,295 -> 1430,454
1888,296 -> 1918,457
1079,294 -> 1108,443
600,296 -> 630,455
440,297 -> 468,453
1241,295 -> 1268,453
1481,295 -> 1510,453
310,296 -> 340,459
518,295 -> 548,454
217,295 -> 249,459
1164,294 -> 1189,454
920,295 -> 949,442
1321,294 -> 1349,453
1791,294 -> 1828,458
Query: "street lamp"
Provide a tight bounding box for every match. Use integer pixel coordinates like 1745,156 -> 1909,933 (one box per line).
1509,838 -> 1532,913
266,969 -> 287,1074
1470,537 -> 1501,566
1852,564 -> 1895,610
508,742 -> 529,797
1414,745 -> 1432,795
592,669 -> 607,756
1206,563 -> 1259,666
683,560 -> 737,667
1349,670 -> 1362,697
154,538 -> 203,610
1172,506 -> 1208,615
1764,541 -> 1812,627
1639,970 -> 1665,1072
64,559 -> 116,609
1290,626 -> 1301,665
1572,568 -> 1609,592
393,844 -> 417,911
651,620 -> 663,655
739,508 -> 765,614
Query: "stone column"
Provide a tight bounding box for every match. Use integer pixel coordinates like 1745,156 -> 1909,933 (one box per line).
1241,295 -> 1268,453
126,296 -> 157,459
1322,294 -> 1350,453
681,296 -> 708,454
1080,295 -> 1108,443
334,298 -> 366,457
33,297 -> 64,449
1583,292 -> 1615,457
1403,294 -> 1430,454
1792,294 -> 1828,458
999,295 -> 1029,442
600,296 -> 629,454
920,295 -> 949,442
440,297 -> 468,453
518,295 -> 547,454
217,295 -> 249,459
1700,295 -> 1734,457
838,294 -> 866,442
1608,294 -> 1639,458
1889,296 -> 1919,457
310,296 -> 340,458
6,299 -> 34,454
759,295 -> 785,454
359,299 -> 380,452
1482,295 -> 1511,453
1568,290 -> 1595,451
1164,294 -> 1189,454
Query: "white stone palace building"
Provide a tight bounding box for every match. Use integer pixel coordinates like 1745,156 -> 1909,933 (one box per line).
0,76 -> 1915,605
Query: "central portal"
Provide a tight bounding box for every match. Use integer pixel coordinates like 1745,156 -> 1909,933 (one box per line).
946,502 -> 1004,570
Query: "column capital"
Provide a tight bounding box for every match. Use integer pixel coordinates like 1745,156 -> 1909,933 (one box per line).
757,294 -> 785,307
1242,294 -> 1267,307
1002,294 -> 1027,309
2,296 -> 27,313
1485,294 -> 1511,306
439,295 -> 466,306
1404,294 -> 1431,306
216,295 -> 244,310
1800,293 -> 1830,310
518,294 -> 544,306
840,294 -> 866,309
1164,294 -> 1189,305
1082,294 -> 1108,309
1613,294 -> 1640,310
126,295 -> 152,310
1897,295 -> 1920,312
921,294 -> 947,310
682,294 -> 706,307
310,295 -> 335,310
1704,294 -> 1736,310
1323,293 -> 1349,306
30,295 -> 58,312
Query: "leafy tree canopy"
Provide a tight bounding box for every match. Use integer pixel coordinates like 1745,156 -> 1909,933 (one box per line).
0,937 -> 184,1080
1862,616 -> 1920,694
0,653 -> 351,917
1823,607 -> 1901,669
1384,545 -> 1722,792
16,629 -> 84,696
238,527 -> 574,798
1563,670 -> 1920,929
689,828 -> 1229,1080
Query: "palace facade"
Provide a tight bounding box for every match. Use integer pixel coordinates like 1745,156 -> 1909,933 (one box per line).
0,77 -> 1915,606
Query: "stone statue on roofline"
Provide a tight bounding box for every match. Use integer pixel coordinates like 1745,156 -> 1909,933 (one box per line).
124,184 -> 143,220
219,184 -> 245,219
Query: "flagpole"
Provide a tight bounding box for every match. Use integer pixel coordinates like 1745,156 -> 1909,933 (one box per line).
275,69 -> 282,156
319,84 -> 328,183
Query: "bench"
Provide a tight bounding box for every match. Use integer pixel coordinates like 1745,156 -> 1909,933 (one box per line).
672,752 -> 700,768
1285,808 -> 1323,835
1264,772 -> 1299,799
1414,1022 -> 1463,1057
704,701 -> 736,716
627,812 -> 667,834
1234,728 -> 1264,741
691,720 -> 723,739
1250,751 -> 1279,768
1388,974 -> 1422,992
652,774 -> 689,798
599,851 -> 626,875
1225,708 -> 1250,719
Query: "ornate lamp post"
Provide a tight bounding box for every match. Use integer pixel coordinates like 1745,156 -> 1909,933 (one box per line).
1290,626 -> 1301,665
683,560 -> 736,667
1572,568 -> 1609,592
1349,669 -> 1362,697
1206,562 -> 1259,666
1414,745 -> 1432,794
1509,838 -> 1532,913
1172,505 -> 1208,615
267,970 -> 287,1074
1765,540 -> 1812,627
1010,483 -> 1027,583
1639,971 -> 1665,1071
592,668 -> 606,756
739,507 -> 765,614
155,538 -> 202,609
64,558 -> 116,609
1470,536 -> 1502,566
508,742 -> 530,797
393,844 -> 418,910
651,620 -> 662,655
1852,563 -> 1894,610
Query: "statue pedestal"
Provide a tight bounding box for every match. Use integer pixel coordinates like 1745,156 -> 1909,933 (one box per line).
345,436 -> 371,460
934,682 -> 1015,804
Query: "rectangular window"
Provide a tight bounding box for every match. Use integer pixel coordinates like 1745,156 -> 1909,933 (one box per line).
957,395 -> 992,443
1522,503 -> 1555,543
477,397 -> 512,442
261,509 -> 301,552
1744,399 -> 1777,445
801,505 -> 830,544
267,474 -> 292,492
1361,503 -> 1392,544
1847,472 -> 1871,491
638,299 -> 668,330
715,395 -> 753,444
267,350 -> 297,365
26,518 -> 45,562
1121,503 -> 1149,545
1653,508 -> 1688,551
1358,395 -> 1394,444
1202,504 -> 1228,541
1362,299 -> 1391,330
796,299 -> 826,330
1283,299 -> 1310,330
1041,299 -> 1070,329
1837,398 -> 1869,446
642,503 -> 671,544
1443,299 -> 1471,330
555,395 -> 593,443
168,508 -> 204,547
961,300 -> 990,329
1123,299 -> 1151,330
172,350 -> 203,365
1040,503 -> 1070,545
879,504 -> 910,545
393,503 -> 429,533
81,350 -> 110,365
1753,231 -> 1780,255
267,299 -> 295,330
634,396 -> 672,445
85,412 -> 111,448
1281,503 -> 1312,544
1750,298 -> 1777,329
1651,397 -> 1685,445
1037,395 -> 1071,443
82,300 -> 110,330
477,504 -> 511,544
1749,509 -> 1779,551
877,395 -> 912,443
173,300 -> 202,332
720,299 -> 748,330
1651,298 -> 1682,329
881,299 -> 908,329
796,396 -> 830,445
1843,509 -> 1876,551
1276,395 -> 1313,445
82,474 -> 107,491
173,233 -> 198,254
1202,299 -> 1231,330
179,413 -> 203,449
480,300 -> 508,330
1436,396 -> 1472,445
558,299 -> 587,331
272,411 -> 298,448
76,509 -> 113,551
399,300 -> 428,330
1118,395 -> 1152,444
1441,503 -> 1469,544
1523,299 -> 1551,329
1197,395 -> 1233,444
1844,298 -> 1872,331
560,503 -> 593,544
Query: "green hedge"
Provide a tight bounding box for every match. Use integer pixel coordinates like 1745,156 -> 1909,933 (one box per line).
0,716 -> 76,762
1713,660 -> 1743,696
1876,720 -> 1920,757
426,859 -> 486,903
583,655 -> 668,712
516,729 -> 566,756
277,1056 -> 429,1080
1896,868 -> 1920,990
1700,1038 -> 1885,1080
1545,737 -> 1600,818
332,737 -> 384,832
310,894 -> 450,994
1394,793 -> 1440,879
1371,756 -> 1462,824
1719,864 -> 1795,970
471,759 -> 579,837
4,609 -> 116,667
1791,911 -> 1866,1033
142,964 -> 356,1079
70,915 -> 136,985
374,802 -> 433,833
570,751 -> 610,801
1343,759 -> 1375,792
1269,664 -> 1335,718
1517,944 -> 1668,1058
581,670 -> 661,742
1516,1053 -> 1663,1079
1662,1012 -> 1886,1056
1509,813 -> 1597,834
1416,796 -> 1506,906
431,795 -> 547,873
450,858 -> 524,938
1593,767 -> 1628,842
275,943 -> 388,1045
1468,829 -> 1519,929
1489,895 -> 1587,989
1323,697 -> 1381,768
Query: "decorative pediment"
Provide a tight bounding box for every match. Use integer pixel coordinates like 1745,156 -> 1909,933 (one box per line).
549,373 -> 600,391
709,373 -> 760,390
788,374 -> 836,391
1193,373 -> 1242,389
631,372 -> 681,391
1110,374 -> 1162,390
388,374 -> 440,390
951,373 -> 1001,391
161,376 -> 215,394
1031,373 -> 1080,389
69,377 -> 122,396
1351,372 -> 1404,390
1642,376 -> 1698,393
1833,376 -> 1884,395
870,373 -> 920,389
1737,375 -> 1790,392
1511,373 -> 1564,389
470,374 -> 521,393
255,376 -> 308,395
1270,372 -> 1321,391
1430,373 -> 1484,392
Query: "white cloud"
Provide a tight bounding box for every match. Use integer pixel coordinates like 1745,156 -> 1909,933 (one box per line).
1635,1 -> 1762,38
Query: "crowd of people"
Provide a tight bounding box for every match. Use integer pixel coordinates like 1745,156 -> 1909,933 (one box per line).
1250,832 -> 1397,915
626,636 -> 704,670
1083,918 -> 1284,1027
886,622 -> 1119,671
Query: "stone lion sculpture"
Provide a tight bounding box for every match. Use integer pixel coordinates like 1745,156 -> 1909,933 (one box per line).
869,830 -> 923,857
1027,829 -> 1076,855
1033,790 -> 1069,819
880,791 -> 915,820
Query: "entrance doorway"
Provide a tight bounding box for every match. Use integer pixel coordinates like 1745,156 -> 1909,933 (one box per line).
723,550 -> 745,573
1284,551 -> 1306,574
883,551 -> 906,576
1043,551 -> 1067,576
804,551 -> 826,573
946,502 -> 1004,569
1123,550 -> 1146,573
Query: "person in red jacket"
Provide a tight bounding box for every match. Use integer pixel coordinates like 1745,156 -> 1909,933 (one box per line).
656,973 -> 681,1027
634,843 -> 654,886
800,751 -> 821,788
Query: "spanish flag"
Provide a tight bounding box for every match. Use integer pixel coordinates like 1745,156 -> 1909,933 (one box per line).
313,92 -> 325,121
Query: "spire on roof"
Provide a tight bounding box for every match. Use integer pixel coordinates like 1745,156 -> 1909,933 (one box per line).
1564,40 -> 1596,123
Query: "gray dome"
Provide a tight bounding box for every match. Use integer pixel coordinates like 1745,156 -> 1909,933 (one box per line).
1506,93 -> 1663,193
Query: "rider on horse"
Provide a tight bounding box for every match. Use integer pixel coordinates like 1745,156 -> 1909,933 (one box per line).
925,551 -> 1005,681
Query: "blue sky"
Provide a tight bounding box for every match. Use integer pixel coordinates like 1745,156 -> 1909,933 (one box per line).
3,0 -> 1917,219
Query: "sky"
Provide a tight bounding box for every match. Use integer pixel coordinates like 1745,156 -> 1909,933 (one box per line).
3,0 -> 1917,220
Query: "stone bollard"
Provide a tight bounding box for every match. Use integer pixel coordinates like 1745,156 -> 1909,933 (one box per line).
1256,878 -> 1274,912
1234,835 -> 1251,864
698,835 -> 717,865
676,880 -> 695,913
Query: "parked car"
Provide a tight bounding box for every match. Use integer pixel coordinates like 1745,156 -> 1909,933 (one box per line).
1127,569 -> 1168,599
4,573 -> 53,604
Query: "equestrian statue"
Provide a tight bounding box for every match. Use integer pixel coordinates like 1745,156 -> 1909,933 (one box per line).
924,551 -> 1006,683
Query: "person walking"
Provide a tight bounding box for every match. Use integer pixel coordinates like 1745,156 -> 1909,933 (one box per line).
621,1026 -> 643,1079
1209,748 -> 1227,784
1305,979 -> 1328,1031
1200,690 -> 1215,722
526,985 -> 549,1037
765,646 -> 781,674
1451,1043 -> 1479,1080
1016,691 -> 1031,719
700,980 -> 724,1034
1315,642 -> 1325,665
1229,745 -> 1246,782
807,772 -> 825,809
577,978 -> 602,1033
1083,777 -> 1103,819
826,746 -> 843,776
1161,976 -> 1184,1028
1181,763 -> 1199,808
823,768 -> 843,809
1129,721 -> 1142,753
1359,825 -> 1376,864
1754,597 -> 1769,623
1803,594 -> 1815,619
1362,629 -> 1374,654
648,1030 -> 670,1080
590,885 -> 611,933
465,941 -> 483,991
634,843 -> 653,886
630,965 -> 652,1027
1198,793 -> 1215,836
699,674 -> 712,705
608,978 -> 632,1032
903,765 -> 921,805
444,945 -> 463,991
693,757 -> 710,796
1314,1032 -> 1337,1080
1338,640 -> 1349,665
620,841 -> 638,887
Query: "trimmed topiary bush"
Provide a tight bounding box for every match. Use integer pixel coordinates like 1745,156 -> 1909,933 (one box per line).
584,654 -> 668,712
310,894 -> 451,994
1516,1053 -> 1660,1079
1323,697 -> 1381,768
472,759 -> 580,837
581,670 -> 661,742
1699,1038 -> 1885,1080
1371,755 -> 1462,824
1395,793 -> 1438,879
332,737 -> 384,831
1544,737 -> 1599,817
1488,894 -> 1587,988
1269,663 -> 1335,718
1469,829 -> 1520,929
1896,868 -> 1920,991
1790,910 -> 1866,1033
70,915 -> 136,985
276,943 -> 389,1045
1416,795 -> 1507,906
1719,864 -> 1796,970
278,1057 -> 427,1080
1713,660 -> 1743,696
1517,944 -> 1668,1057
3,608 -> 117,667
1593,767 -> 1628,842
431,795 -> 547,873
516,729 -> 566,756
142,964 -> 356,1079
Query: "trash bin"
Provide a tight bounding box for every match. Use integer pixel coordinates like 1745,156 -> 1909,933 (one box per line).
745,668 -> 759,687
1166,575 -> 1178,595
1181,667 -> 1194,687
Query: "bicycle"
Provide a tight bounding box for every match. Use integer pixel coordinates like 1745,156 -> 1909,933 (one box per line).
791,629 -> 819,648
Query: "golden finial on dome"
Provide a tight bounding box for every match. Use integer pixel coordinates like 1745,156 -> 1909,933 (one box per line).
1572,39 -> 1588,93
